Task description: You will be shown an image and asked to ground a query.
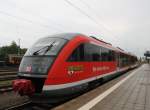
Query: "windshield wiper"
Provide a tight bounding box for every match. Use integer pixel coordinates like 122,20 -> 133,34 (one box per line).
33,41 -> 55,55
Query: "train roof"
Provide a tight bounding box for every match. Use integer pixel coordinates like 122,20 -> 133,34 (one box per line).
88,35 -> 136,57
46,33 -> 82,40
45,33 -> 136,57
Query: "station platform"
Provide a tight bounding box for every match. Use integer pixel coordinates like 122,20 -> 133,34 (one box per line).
53,64 -> 150,110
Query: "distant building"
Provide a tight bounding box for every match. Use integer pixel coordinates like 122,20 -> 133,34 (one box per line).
8,54 -> 23,65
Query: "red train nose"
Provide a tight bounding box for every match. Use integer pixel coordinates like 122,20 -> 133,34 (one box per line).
12,79 -> 35,96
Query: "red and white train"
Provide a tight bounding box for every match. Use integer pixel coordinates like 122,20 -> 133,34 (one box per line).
13,33 -> 138,103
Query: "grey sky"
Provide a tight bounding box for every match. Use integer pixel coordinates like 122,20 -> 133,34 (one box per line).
0,0 -> 150,57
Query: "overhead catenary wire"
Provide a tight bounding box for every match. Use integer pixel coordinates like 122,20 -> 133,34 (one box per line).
0,10 -> 63,32
64,0 -> 118,38
80,0 -> 111,31
80,0 -> 119,38
0,1 -> 118,39
64,0 -> 102,28
6,0 -> 71,32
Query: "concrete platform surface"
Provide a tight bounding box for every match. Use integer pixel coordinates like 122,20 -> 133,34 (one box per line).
53,64 -> 150,110
91,64 -> 150,110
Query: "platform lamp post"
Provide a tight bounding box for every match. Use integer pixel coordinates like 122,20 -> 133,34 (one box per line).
18,38 -> 21,55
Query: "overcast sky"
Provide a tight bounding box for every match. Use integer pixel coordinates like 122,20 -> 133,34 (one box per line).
0,0 -> 150,57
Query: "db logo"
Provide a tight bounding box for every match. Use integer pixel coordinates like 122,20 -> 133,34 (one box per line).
68,71 -> 74,76
26,66 -> 32,72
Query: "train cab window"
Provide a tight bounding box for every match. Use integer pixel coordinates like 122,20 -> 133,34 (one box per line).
68,44 -> 84,61
25,37 -> 67,56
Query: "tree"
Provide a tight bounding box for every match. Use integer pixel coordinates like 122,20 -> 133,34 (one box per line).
0,41 -> 27,60
21,48 -> 27,54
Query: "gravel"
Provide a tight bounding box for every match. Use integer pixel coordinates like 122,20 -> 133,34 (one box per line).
0,91 -> 30,110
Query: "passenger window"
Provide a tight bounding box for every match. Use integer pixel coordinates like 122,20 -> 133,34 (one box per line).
84,43 -> 101,61
68,44 -> 84,61
101,48 -> 115,61
67,43 -> 115,62
108,50 -> 115,61
101,48 -> 109,61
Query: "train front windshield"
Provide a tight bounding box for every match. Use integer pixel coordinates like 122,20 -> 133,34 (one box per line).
19,37 -> 67,75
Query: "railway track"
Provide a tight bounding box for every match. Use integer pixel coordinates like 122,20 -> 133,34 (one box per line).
0,67 -> 18,93
0,75 -> 17,81
4,101 -> 54,110
0,71 -> 17,76
0,71 -> 17,83
0,68 -> 18,72
5,101 -> 32,110
0,85 -> 12,93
